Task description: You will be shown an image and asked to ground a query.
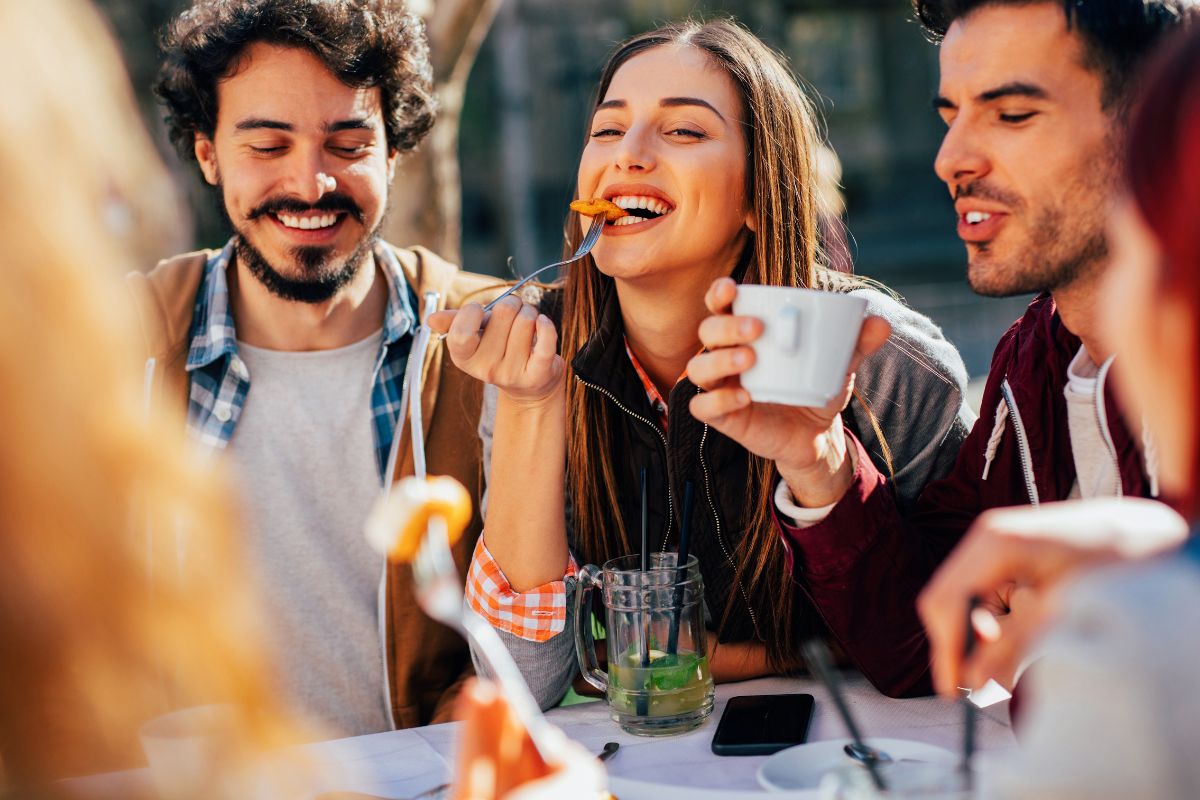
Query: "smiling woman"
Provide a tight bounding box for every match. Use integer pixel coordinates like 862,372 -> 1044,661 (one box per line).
430,17 -> 975,704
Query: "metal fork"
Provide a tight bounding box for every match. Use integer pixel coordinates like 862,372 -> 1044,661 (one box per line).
412,515 -> 560,759
480,214 -> 605,313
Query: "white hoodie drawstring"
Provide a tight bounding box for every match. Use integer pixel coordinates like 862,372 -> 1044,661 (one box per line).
1141,419 -> 1161,498
981,396 -> 1009,481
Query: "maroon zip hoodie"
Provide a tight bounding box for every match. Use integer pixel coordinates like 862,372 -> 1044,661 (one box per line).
777,293 -> 1154,697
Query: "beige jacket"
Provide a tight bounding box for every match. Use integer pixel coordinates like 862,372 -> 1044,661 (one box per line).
127,243 -> 504,728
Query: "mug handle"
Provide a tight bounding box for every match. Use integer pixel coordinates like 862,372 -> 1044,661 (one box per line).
773,305 -> 802,355
573,563 -> 608,694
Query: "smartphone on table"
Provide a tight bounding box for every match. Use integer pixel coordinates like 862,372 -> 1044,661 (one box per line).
710,693 -> 815,756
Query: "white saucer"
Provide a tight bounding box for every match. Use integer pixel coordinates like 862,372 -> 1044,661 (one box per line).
756,738 -> 956,792
609,775 -> 817,799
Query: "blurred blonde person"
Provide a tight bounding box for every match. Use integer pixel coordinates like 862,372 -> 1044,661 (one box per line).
0,1 -> 303,793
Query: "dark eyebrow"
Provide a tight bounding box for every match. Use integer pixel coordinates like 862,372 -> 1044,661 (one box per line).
326,118 -> 373,134
660,96 -> 726,121
978,82 -> 1048,103
233,118 -> 374,134
933,81 -> 1050,112
932,95 -> 955,112
593,97 -> 726,122
234,118 -> 292,132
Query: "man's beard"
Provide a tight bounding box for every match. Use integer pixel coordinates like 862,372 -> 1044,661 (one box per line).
960,156 -> 1113,298
221,188 -> 382,304
235,223 -> 381,304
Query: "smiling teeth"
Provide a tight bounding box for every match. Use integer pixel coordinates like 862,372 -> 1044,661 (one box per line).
277,213 -> 338,230
965,211 -> 992,224
611,195 -> 673,216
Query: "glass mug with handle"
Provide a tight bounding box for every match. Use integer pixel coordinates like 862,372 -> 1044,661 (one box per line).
573,553 -> 714,736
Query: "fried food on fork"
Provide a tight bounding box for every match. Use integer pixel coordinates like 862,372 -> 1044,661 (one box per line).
569,197 -> 628,222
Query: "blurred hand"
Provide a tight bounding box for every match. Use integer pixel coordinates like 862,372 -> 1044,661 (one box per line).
687,277 -> 891,508
451,680 -> 604,800
427,297 -> 565,406
918,497 -> 1188,697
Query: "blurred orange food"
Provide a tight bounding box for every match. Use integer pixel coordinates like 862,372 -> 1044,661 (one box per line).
452,680 -> 613,800
365,475 -> 472,563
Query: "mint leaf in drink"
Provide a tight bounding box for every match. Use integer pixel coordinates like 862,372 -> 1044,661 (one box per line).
651,652 -> 702,691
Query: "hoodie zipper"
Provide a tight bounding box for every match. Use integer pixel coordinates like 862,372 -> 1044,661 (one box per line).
698,421 -> 760,634
1000,378 -> 1040,507
1093,357 -> 1123,497
574,374 -> 675,549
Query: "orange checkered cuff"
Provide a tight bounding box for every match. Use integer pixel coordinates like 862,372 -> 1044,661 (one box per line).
465,535 -> 577,642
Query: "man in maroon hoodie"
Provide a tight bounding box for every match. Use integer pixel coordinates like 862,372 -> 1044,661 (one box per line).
752,0 -> 1189,697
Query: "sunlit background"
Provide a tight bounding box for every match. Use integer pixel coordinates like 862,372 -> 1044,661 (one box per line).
98,0 -> 1034,397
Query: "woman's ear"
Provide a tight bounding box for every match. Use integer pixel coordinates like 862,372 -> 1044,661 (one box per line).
745,208 -> 758,233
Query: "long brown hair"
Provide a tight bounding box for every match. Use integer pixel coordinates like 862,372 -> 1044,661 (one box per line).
0,0 -> 302,788
560,18 -> 845,671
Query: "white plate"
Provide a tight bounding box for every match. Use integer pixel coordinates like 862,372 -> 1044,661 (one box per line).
756,738 -> 956,792
609,775 -> 817,799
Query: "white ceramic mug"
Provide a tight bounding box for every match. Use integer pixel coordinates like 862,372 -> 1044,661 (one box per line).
732,285 -> 867,408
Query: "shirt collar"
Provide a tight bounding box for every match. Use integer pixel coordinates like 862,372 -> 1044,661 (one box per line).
186,238 -> 416,371
186,240 -> 237,372
374,242 -> 417,345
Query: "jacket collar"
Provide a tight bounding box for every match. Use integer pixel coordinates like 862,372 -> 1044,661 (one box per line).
185,238 -> 416,372
995,293 -> 1151,499
569,282 -> 662,418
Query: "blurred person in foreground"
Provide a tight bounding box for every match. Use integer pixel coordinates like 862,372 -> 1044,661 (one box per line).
0,0 -> 303,794
930,27 -> 1200,799
139,0 -> 504,737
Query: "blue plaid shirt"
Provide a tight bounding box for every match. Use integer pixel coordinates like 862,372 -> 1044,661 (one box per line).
185,239 -> 416,482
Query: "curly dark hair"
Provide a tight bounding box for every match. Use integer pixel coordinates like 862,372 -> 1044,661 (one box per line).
912,0 -> 1190,111
155,0 -> 435,161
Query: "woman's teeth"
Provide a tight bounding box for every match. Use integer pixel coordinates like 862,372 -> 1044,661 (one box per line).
276,213 -> 339,230
611,195 -> 673,221
965,211 -> 992,224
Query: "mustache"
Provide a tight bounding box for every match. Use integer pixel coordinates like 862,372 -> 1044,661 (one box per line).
247,191 -> 364,223
954,181 -> 1023,209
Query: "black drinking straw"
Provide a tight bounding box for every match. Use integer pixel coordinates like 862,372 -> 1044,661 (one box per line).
637,468 -> 650,716
802,638 -> 886,791
666,481 -> 696,656
962,596 -> 981,789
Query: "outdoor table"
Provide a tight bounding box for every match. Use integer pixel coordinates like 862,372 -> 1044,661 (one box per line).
67,671 -> 1015,799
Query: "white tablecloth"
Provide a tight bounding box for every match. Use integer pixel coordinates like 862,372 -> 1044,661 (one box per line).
69,672 -> 1015,799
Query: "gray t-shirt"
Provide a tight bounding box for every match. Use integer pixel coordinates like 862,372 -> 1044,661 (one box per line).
230,331 -> 390,737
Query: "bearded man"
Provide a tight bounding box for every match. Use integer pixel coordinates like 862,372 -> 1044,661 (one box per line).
129,0 -> 501,736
